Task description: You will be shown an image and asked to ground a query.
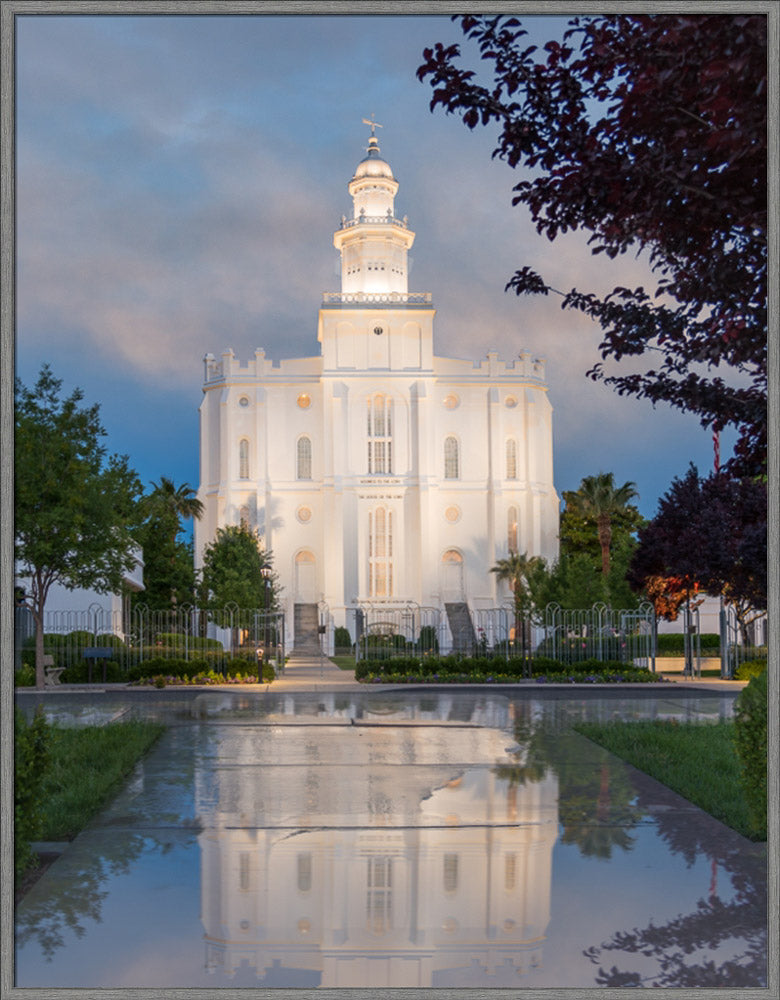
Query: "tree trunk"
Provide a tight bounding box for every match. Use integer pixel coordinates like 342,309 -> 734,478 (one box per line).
597,516 -> 612,576
34,608 -> 46,690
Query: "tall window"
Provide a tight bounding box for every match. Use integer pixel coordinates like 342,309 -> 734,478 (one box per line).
297,436 -> 312,480
368,506 -> 393,597
443,853 -> 459,893
367,394 -> 393,474
366,857 -> 393,934
239,438 -> 249,479
239,505 -> 250,528
508,506 -> 518,554
297,853 -> 312,893
239,853 -> 250,891
444,436 -> 459,479
506,438 -> 517,480
505,853 -> 517,891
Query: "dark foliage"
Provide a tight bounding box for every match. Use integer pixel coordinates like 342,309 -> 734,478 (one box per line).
418,15 -> 767,475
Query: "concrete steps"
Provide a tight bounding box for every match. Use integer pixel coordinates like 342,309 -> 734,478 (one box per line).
445,602 -> 476,652
293,603 -> 321,653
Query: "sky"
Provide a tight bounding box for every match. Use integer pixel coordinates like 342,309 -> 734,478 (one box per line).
14,12 -> 736,530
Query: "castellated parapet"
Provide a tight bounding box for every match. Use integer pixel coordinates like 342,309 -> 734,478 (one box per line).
203,348 -> 548,386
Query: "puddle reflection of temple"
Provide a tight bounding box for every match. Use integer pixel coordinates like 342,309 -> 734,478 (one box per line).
196,723 -> 558,987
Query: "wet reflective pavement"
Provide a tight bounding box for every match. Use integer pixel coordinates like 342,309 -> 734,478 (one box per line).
15,688 -> 766,989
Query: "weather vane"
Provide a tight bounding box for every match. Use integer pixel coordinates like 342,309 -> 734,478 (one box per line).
362,114 -> 383,138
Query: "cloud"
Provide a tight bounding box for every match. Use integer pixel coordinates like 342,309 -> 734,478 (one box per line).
14,13 -> 739,515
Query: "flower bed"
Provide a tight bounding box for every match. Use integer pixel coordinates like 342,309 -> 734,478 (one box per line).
355,655 -> 664,685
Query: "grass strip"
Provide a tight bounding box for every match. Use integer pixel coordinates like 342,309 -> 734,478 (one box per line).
574,719 -> 764,841
329,655 -> 357,671
38,720 -> 165,841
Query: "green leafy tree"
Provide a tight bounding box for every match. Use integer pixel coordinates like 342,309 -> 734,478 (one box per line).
418,14 -> 767,477
200,524 -> 277,610
15,366 -> 143,687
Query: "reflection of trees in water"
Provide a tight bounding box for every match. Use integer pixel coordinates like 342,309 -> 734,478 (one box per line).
499,702 -> 767,987
15,833 -> 160,961
583,755 -> 767,986
496,712 -> 643,859
16,721 -> 205,962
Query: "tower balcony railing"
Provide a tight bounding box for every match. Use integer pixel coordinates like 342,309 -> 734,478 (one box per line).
339,213 -> 409,229
322,291 -> 433,306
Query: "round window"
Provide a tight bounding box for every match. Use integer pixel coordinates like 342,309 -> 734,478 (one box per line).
296,506 -> 312,523
373,325 -> 383,336
505,396 -> 518,408
444,394 -> 459,409
238,396 -> 249,407
445,506 -> 461,523
297,393 -> 311,409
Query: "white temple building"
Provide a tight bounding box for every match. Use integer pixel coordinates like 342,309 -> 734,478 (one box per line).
195,125 -> 559,648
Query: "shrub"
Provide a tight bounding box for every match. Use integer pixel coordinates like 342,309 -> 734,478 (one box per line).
656,632 -> 720,656
732,668 -> 767,837
126,657 -> 212,681
61,659 -> 123,683
152,632 -> 224,650
735,659 -> 769,681
416,625 -> 440,653
534,634 -> 633,662
15,708 -> 51,876
14,664 -> 36,687
334,626 -> 352,651
94,633 -> 126,648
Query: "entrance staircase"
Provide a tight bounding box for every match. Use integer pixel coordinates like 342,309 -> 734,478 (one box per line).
292,603 -> 321,656
445,602 -> 476,653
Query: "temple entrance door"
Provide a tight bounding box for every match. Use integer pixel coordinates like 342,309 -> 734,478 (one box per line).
441,550 -> 464,602
295,551 -> 317,603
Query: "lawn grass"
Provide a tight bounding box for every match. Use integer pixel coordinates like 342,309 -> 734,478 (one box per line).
329,655 -> 357,671
574,718 -> 765,842
38,720 -> 165,841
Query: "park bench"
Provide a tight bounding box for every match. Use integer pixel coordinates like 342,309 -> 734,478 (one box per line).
82,646 -> 116,683
43,655 -> 65,687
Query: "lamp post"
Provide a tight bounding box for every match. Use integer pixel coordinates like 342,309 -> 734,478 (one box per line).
260,567 -> 273,668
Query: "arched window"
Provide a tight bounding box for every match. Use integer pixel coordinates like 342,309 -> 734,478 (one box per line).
239,505 -> 250,528
444,436 -> 459,479
506,439 -> 517,480
367,394 -> 393,474
368,506 -> 393,597
297,436 -> 312,480
239,438 -> 249,479
507,506 -> 518,554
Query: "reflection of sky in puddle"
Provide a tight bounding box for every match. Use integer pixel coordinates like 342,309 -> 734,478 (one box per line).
14,691 -> 766,988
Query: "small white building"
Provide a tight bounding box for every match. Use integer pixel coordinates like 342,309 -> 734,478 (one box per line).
195,126 -> 559,647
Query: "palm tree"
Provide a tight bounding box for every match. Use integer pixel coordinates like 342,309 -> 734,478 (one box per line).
491,551 -> 544,655
567,473 -> 638,577
146,476 -> 204,546
141,477 -> 205,609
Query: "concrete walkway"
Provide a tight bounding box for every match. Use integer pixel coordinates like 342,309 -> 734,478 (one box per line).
272,652 -> 361,691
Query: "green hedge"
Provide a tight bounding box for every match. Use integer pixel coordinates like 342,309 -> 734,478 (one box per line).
733,668 -> 767,837
656,633 -> 720,655
61,660 -> 123,683
355,654 -> 662,684
152,632 -> 224,650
